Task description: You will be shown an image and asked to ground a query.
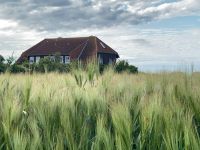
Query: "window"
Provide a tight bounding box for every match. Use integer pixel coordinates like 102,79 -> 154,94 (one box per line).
60,56 -> 64,63
50,56 -> 55,61
98,56 -> 103,64
65,56 -> 70,64
29,56 -> 35,64
36,56 -> 40,63
109,58 -> 113,64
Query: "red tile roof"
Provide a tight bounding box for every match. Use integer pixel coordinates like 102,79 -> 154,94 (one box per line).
17,36 -> 119,63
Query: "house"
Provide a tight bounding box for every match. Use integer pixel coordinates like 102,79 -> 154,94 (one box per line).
17,36 -> 119,64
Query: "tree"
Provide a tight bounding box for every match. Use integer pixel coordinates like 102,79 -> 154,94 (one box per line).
0,55 -> 5,63
0,55 -> 6,73
115,60 -> 138,74
0,63 -> 6,73
6,55 -> 15,66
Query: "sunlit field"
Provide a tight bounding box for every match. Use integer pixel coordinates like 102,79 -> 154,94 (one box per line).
0,68 -> 200,149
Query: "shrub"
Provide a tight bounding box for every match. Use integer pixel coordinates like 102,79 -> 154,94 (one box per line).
1,55 -> 22,73
0,63 -> 6,73
32,57 -> 71,73
9,64 -> 26,73
115,60 -> 138,74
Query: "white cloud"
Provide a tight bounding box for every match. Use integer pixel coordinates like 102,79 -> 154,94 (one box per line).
135,0 -> 200,19
29,6 -> 62,15
0,19 -> 18,29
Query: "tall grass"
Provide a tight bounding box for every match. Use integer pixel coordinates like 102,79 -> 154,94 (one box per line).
0,68 -> 200,149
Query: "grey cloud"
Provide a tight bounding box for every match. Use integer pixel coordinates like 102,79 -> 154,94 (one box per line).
0,0 -> 199,32
131,39 -> 151,46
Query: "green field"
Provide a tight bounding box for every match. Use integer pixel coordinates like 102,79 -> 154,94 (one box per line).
0,69 -> 200,149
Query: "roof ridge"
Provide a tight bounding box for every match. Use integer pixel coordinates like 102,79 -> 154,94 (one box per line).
45,37 -> 89,40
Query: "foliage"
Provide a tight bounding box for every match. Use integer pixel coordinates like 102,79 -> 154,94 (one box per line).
0,69 -> 200,149
0,55 -> 5,63
115,60 -> 138,74
0,63 -> 6,73
0,55 -> 24,73
0,53 -> 139,75
99,64 -> 106,74
6,55 -> 15,66
20,56 -> 71,73
0,55 -> 6,73
7,64 -> 26,73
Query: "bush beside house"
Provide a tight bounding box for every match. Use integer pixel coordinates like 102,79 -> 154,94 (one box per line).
115,60 -> 138,73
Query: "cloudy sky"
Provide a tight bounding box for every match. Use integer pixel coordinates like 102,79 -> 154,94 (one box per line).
0,0 -> 200,71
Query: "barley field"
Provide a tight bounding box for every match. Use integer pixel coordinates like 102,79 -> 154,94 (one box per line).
0,68 -> 200,149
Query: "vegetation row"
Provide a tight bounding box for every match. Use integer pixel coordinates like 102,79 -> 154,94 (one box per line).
0,55 -> 138,74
